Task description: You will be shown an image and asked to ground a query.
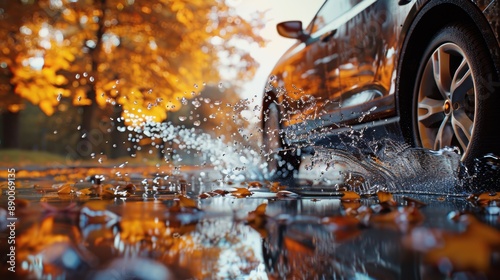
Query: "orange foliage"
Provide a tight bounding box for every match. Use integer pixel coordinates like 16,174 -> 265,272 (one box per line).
0,0 -> 264,123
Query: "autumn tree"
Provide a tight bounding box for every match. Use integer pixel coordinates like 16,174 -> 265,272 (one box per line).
0,0 -> 74,148
0,0 -> 265,157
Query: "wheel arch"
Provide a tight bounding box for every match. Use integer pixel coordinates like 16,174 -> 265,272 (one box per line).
396,0 -> 500,145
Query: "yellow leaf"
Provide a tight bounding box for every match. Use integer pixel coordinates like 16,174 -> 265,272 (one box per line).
39,100 -> 54,116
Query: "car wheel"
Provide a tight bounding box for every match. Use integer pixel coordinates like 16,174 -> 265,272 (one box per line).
262,101 -> 300,180
412,23 -> 500,169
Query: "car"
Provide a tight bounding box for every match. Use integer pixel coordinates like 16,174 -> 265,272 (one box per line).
261,0 -> 500,180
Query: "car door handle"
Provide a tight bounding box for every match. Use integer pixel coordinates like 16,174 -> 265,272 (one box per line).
320,30 -> 337,43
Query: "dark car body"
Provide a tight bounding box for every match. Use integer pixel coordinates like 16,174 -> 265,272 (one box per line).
263,0 -> 500,165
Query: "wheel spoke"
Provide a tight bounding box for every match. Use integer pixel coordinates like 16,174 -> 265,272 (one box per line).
434,114 -> 453,149
418,97 -> 445,127
450,57 -> 473,97
451,110 -> 473,151
431,47 -> 452,99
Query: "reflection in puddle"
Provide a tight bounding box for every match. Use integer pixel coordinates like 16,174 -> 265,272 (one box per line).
1,176 -> 499,279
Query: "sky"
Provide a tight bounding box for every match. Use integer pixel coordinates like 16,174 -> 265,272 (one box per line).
230,0 -> 325,100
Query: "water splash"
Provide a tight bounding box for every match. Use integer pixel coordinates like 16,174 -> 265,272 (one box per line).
137,121 -> 267,181
299,138 -> 462,195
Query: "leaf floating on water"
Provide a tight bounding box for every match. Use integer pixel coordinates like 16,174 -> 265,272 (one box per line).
269,181 -> 287,193
247,181 -> 263,189
476,192 -> 500,206
56,183 -> 74,194
377,191 -> 396,206
198,189 -> 230,199
119,183 -> 137,195
340,190 -> 360,201
198,192 -> 214,199
212,189 -> 229,196
340,191 -> 361,210
231,187 -> 253,198
168,195 -> 201,214
76,188 -> 92,196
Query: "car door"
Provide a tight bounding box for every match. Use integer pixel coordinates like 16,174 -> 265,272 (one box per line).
276,0 -> 352,128
331,0 -> 397,125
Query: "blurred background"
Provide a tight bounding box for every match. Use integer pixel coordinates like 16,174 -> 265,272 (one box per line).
0,0 -> 322,165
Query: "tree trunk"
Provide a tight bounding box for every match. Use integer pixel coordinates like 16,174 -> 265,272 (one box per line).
79,0 -> 106,158
109,104 -> 129,159
1,110 -> 20,149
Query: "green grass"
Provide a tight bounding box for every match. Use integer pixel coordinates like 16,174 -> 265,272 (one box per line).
0,149 -> 67,167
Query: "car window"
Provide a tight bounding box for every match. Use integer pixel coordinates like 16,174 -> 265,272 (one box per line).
309,0 -> 363,34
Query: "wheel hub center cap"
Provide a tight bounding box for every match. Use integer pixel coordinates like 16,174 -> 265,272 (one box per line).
443,100 -> 452,115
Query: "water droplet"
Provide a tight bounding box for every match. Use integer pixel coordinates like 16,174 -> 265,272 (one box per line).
89,76 -> 95,82
81,133 -> 87,138
192,100 -> 201,108
178,116 -> 187,121
77,125 -> 81,130
53,130 -> 57,134
181,97 -> 188,105
218,82 -> 223,88
194,83 -> 198,88
269,75 -> 277,82
56,93 -> 62,102
193,120 -> 201,126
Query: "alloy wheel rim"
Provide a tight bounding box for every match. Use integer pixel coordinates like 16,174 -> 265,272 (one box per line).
417,42 -> 476,157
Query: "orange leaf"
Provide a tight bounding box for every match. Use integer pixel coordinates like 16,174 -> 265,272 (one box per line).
376,191 -> 395,204
231,187 -> 253,198
340,191 -> 360,201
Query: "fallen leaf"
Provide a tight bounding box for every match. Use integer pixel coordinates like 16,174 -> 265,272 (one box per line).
231,187 -> 253,198
377,191 -> 396,206
340,191 -> 360,201
269,181 -> 287,193
247,181 -> 263,189
57,184 -> 74,194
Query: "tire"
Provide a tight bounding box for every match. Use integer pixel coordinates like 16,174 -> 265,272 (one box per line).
262,100 -> 301,180
411,23 -> 500,170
